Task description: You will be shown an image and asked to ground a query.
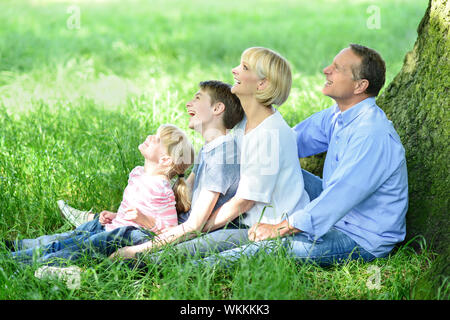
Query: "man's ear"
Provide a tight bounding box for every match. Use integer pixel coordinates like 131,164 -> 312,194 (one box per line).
354,79 -> 369,95
212,102 -> 226,115
257,78 -> 269,91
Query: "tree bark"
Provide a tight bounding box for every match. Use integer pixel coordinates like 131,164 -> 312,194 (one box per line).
377,0 -> 449,255
376,0 -> 449,299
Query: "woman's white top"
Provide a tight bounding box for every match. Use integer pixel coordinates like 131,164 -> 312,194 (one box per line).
231,109 -> 310,227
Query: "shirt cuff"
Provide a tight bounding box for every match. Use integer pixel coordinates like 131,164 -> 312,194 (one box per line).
288,210 -> 321,242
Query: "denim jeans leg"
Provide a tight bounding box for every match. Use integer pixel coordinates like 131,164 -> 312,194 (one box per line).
15,219 -> 103,251
285,228 -> 377,266
196,238 -> 283,268
10,231 -> 95,265
35,226 -> 152,266
301,169 -> 323,201
143,228 -> 250,264
195,228 -> 377,268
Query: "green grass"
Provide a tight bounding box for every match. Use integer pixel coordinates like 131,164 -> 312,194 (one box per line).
0,0 -> 444,300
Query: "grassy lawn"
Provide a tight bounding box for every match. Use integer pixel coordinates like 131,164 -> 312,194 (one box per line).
1,0 -> 444,300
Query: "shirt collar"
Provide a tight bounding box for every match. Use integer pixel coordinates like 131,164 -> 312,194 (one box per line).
333,97 -> 376,126
202,134 -> 232,153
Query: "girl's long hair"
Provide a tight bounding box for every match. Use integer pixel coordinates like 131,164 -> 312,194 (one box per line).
158,124 -> 195,214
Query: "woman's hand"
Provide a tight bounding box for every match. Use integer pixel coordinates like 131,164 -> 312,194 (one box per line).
99,211 -> 117,226
123,208 -> 156,230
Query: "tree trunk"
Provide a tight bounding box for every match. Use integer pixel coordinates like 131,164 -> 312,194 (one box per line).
377,0 -> 449,254
376,0 -> 449,299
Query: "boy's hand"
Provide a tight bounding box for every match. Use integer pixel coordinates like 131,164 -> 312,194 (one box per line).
123,208 -> 156,230
109,246 -> 138,260
99,211 -> 117,225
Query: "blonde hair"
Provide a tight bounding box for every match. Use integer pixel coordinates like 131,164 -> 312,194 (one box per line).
158,124 -> 195,214
241,47 -> 292,107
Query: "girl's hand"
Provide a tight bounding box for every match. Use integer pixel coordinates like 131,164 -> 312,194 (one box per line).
123,208 -> 156,230
99,211 -> 117,225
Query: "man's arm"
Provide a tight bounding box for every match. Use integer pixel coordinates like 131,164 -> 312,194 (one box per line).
201,196 -> 255,232
293,107 -> 333,158
288,131 -> 397,241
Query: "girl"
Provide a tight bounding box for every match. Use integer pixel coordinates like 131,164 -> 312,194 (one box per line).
5,124 -> 194,266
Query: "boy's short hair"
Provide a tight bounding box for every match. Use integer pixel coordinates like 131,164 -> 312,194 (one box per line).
241,47 -> 292,107
199,80 -> 244,129
349,43 -> 386,97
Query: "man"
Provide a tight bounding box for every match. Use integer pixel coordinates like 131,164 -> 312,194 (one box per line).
201,44 -> 408,266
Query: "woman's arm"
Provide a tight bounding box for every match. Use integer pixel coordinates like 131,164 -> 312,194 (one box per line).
202,196 -> 255,232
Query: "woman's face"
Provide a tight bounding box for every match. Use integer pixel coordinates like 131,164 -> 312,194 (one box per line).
231,58 -> 261,97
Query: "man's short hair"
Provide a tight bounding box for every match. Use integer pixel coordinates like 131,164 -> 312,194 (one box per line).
199,80 -> 244,129
349,44 -> 386,97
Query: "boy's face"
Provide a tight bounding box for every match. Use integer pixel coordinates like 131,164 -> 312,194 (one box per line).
186,89 -> 215,131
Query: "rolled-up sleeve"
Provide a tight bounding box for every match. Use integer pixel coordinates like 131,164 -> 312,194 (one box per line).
288,131 -> 394,241
293,107 -> 334,158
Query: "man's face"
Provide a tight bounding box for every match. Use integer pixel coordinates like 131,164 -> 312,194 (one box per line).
186,89 -> 215,131
322,48 -> 362,102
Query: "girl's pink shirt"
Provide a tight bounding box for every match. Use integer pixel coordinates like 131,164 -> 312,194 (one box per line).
104,166 -> 178,233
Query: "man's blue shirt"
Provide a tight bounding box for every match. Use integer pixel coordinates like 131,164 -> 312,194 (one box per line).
289,97 -> 408,257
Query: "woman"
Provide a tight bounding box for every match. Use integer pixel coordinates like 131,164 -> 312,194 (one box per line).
201,47 -> 310,232
112,47 -> 310,263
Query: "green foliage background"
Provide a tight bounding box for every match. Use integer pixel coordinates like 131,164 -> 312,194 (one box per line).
1,0 -> 445,300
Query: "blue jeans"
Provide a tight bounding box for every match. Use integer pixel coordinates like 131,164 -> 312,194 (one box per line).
142,228 -> 250,264
197,227 -> 376,267
11,218 -> 104,251
8,219 -> 153,266
195,169 -> 376,267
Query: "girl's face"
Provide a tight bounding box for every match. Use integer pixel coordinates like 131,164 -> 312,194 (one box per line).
138,131 -> 167,163
231,58 -> 261,97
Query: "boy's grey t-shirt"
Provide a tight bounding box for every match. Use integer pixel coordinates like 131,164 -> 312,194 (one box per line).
178,134 -> 240,223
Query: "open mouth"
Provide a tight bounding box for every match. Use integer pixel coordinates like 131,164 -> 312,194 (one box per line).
187,110 -> 196,117
234,78 -> 241,85
325,79 -> 333,87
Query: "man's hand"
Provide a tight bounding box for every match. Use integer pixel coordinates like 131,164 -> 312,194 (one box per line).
99,211 -> 117,226
123,208 -> 156,230
248,220 -> 301,242
109,246 -> 139,260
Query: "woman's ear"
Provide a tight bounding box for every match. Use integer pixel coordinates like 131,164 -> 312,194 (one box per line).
257,78 -> 269,91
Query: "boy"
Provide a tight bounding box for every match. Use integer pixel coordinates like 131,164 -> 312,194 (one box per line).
60,80 -> 248,260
